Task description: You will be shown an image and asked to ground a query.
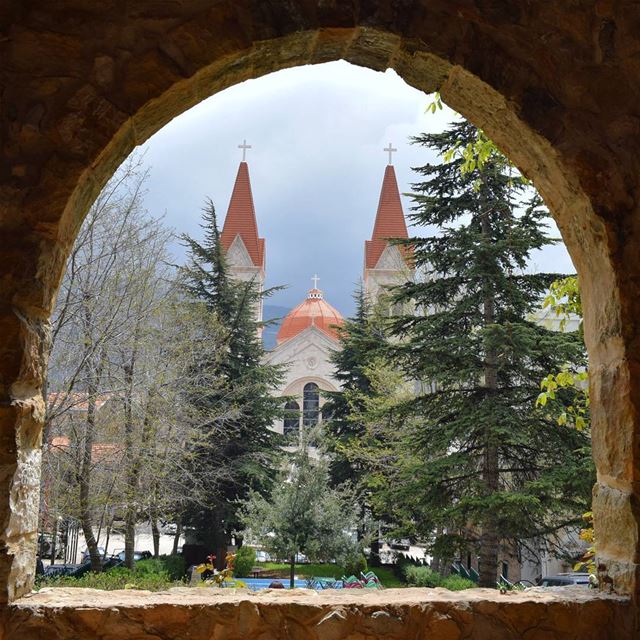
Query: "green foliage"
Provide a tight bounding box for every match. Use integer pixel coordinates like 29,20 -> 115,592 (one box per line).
260,561 -> 343,578
426,92 -> 444,114
403,565 -> 442,588
536,275 -> 589,430
36,561 -> 183,591
343,553 -> 368,578
542,276 -> 582,331
323,287 -> 391,487
239,448 -> 360,586
402,565 -> 475,591
537,367 -> 589,430
159,555 -> 187,581
234,545 -> 257,578
441,575 -> 476,591
374,121 -> 593,586
178,199 -> 285,553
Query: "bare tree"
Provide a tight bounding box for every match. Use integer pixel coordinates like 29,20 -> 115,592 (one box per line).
41,155 -> 241,571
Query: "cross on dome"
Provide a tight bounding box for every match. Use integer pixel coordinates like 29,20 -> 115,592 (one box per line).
238,139 -> 252,162
384,142 -> 397,165
308,274 -> 323,299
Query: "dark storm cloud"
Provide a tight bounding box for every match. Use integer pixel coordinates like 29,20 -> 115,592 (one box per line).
137,62 -> 574,317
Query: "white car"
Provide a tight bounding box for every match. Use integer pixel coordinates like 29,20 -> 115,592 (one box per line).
81,547 -> 105,563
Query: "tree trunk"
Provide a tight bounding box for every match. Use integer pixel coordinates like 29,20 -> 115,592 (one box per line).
204,507 -> 228,571
49,518 -> 58,567
478,208 -> 500,589
104,519 -> 112,557
79,396 -> 102,572
172,517 -> 183,555
78,336 -> 105,573
289,554 -> 296,589
123,346 -> 137,570
369,537 -> 381,567
151,517 -> 160,558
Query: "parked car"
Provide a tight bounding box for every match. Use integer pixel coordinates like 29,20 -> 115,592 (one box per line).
81,547 -> 106,563
113,549 -> 152,562
539,573 -> 592,588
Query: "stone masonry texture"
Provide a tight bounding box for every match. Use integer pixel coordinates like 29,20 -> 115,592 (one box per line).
2,1 -> 640,635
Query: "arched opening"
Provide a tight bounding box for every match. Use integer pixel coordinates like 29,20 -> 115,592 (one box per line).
1,8 -> 639,634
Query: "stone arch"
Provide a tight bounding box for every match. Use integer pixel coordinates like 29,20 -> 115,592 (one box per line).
281,376 -> 339,398
2,5 -> 640,605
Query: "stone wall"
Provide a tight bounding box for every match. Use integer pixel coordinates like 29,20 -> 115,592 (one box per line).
2,2 -> 640,618
1,588 -> 632,640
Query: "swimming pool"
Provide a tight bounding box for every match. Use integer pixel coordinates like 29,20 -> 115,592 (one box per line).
232,577 -> 308,590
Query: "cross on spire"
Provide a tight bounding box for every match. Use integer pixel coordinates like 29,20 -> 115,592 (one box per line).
238,139 -> 252,162
384,142 -> 397,165
311,274 -> 320,289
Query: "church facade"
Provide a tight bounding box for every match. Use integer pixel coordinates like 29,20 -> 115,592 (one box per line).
220,145 -> 411,442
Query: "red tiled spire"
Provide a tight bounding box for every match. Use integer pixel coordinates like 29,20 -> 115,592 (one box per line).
221,161 -> 265,268
364,164 -> 410,269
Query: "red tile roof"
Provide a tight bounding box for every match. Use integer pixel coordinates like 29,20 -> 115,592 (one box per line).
365,164 -> 410,269
276,288 -> 344,345
47,392 -> 112,412
49,436 -> 123,463
221,161 -> 265,268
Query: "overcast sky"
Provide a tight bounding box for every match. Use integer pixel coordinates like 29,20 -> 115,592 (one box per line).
137,61 -> 575,317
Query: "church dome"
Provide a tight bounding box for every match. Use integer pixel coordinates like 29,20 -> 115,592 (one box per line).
276,287 -> 344,345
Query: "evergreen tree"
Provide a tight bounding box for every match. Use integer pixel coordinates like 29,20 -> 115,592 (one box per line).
323,286 -> 387,486
389,122 -> 593,587
180,199 -> 284,565
322,286 -> 396,563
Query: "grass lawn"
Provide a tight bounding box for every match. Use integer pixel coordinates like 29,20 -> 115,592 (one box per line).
258,562 -> 405,588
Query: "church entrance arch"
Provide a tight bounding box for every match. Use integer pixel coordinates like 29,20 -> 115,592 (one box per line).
3,5 -> 640,612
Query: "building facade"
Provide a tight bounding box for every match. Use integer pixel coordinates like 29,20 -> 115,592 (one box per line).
221,150 -> 412,443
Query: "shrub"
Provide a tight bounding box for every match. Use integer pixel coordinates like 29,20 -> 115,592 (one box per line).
161,554 -> 186,580
36,567 -> 177,591
35,556 -> 187,591
441,574 -> 475,591
343,553 -> 367,578
402,566 -> 476,590
234,546 -> 257,578
402,565 -> 443,588
135,558 -> 165,575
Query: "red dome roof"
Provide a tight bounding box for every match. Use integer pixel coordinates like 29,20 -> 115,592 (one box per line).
276,288 -> 344,345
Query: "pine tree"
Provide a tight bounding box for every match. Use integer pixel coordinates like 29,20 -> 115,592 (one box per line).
390,122 -> 593,587
323,286 -> 387,486
179,199 -> 284,566
322,286 -> 397,563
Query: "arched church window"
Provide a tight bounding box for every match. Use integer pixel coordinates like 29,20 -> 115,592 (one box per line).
283,401 -> 300,436
302,383 -> 320,429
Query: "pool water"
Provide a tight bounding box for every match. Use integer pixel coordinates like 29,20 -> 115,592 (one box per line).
232,577 -> 307,590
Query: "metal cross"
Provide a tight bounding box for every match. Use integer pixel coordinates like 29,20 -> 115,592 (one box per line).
312,274 -> 320,289
384,142 -> 397,165
238,139 -> 252,161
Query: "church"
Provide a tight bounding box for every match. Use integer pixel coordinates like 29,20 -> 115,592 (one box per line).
219,143 -> 412,442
